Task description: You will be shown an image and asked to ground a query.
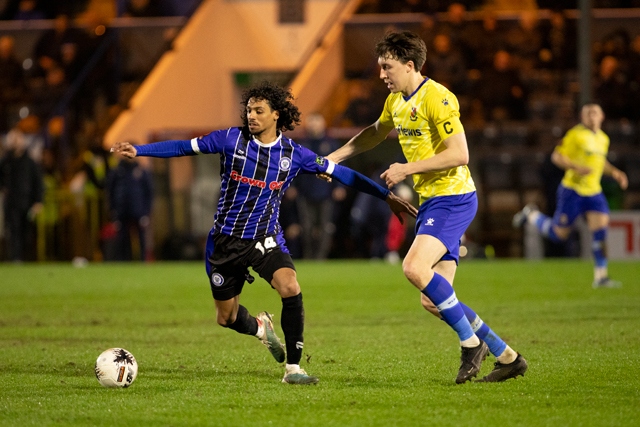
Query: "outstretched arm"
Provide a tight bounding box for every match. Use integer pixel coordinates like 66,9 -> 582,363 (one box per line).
327,120 -> 394,164
330,163 -> 417,223
111,139 -> 197,158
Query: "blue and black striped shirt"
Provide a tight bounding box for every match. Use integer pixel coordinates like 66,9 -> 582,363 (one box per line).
135,127 -> 390,240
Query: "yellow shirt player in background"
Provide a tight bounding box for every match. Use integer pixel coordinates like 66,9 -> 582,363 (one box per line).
328,31 -> 527,384
513,104 -> 628,288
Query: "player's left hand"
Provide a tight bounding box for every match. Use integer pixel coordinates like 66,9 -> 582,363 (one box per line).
381,163 -> 409,188
386,192 -> 418,224
612,169 -> 628,190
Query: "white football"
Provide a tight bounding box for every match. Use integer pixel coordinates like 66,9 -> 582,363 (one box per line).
94,348 -> 138,388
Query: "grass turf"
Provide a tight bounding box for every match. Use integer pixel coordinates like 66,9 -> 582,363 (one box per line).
1,259 -> 639,426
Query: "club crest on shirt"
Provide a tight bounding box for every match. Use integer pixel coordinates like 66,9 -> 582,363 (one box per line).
442,98 -> 449,106
410,107 -> 418,121
280,157 -> 291,171
315,156 -> 325,166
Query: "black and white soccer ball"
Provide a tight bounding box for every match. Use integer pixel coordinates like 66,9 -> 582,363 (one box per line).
94,348 -> 138,388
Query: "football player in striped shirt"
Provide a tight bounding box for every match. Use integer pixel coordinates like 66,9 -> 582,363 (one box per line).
513,104 -> 628,288
327,31 -> 528,383
111,81 -> 417,385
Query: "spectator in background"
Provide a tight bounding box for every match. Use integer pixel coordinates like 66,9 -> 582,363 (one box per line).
478,49 -> 528,121
39,147 -> 64,260
293,113 -> 346,260
630,34 -> 640,81
355,0 -> 380,13
16,115 -> 45,164
350,166 -> 392,259
594,55 -> 634,121
124,0 -> 166,17
539,9 -> 576,71
629,35 -> 640,118
278,186 -> 303,259
596,29 -> 631,70
11,0 -> 45,20
82,11 -> 120,112
0,0 -> 67,19
0,127 -> 44,261
33,14 -> 88,83
379,0 -> 430,13
30,66 -> 68,122
105,157 -> 153,261
384,182 -> 415,264
337,79 -> 383,127
435,3 -> 475,66
426,33 -> 467,94
464,10 -> 505,71
0,35 -> 27,133
506,10 -> 543,71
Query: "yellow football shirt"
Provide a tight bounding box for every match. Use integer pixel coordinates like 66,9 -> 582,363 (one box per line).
379,78 -> 475,203
555,124 -> 609,196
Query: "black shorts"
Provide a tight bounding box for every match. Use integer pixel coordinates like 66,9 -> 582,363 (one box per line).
205,232 -> 295,301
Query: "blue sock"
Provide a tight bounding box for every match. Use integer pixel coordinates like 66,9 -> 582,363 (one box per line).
592,228 -> 607,268
534,214 -> 562,243
421,273 -> 475,342
459,302 -> 507,357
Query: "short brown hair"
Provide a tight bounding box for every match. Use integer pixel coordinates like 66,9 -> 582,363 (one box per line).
375,31 -> 427,71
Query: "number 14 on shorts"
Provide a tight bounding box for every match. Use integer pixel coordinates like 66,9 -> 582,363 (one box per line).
255,237 -> 277,255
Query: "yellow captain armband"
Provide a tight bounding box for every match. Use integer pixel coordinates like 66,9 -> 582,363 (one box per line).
435,115 -> 464,141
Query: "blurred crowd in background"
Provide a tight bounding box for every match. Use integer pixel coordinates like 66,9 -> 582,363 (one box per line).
1,0 -> 639,262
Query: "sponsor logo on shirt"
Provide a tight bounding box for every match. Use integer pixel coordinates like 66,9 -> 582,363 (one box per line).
396,125 -> 423,136
230,170 -> 285,191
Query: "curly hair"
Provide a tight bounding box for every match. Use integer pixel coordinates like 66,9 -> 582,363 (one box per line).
375,31 -> 427,71
240,81 -> 301,133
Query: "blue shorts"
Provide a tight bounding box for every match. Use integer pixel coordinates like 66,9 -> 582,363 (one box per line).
553,185 -> 609,227
415,192 -> 477,264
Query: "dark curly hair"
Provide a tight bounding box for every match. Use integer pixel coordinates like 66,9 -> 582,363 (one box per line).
375,31 -> 427,71
240,81 -> 301,133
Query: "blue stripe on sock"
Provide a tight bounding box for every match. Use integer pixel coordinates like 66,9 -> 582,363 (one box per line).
422,273 -> 475,342
460,302 -> 507,357
535,215 -> 562,243
592,228 -> 607,268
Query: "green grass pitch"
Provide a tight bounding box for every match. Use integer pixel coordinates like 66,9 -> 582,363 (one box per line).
1,259 -> 639,426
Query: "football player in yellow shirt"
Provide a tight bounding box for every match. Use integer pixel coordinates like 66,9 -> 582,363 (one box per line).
328,31 -> 527,383
513,104 -> 628,288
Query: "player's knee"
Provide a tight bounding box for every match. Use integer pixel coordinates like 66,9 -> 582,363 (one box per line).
216,312 -> 234,328
402,258 -> 428,287
277,280 -> 300,298
553,226 -> 571,241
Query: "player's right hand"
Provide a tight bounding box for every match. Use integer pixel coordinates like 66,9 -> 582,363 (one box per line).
110,142 -> 137,158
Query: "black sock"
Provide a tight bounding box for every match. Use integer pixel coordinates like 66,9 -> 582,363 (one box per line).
281,293 -> 304,365
226,305 -> 258,336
